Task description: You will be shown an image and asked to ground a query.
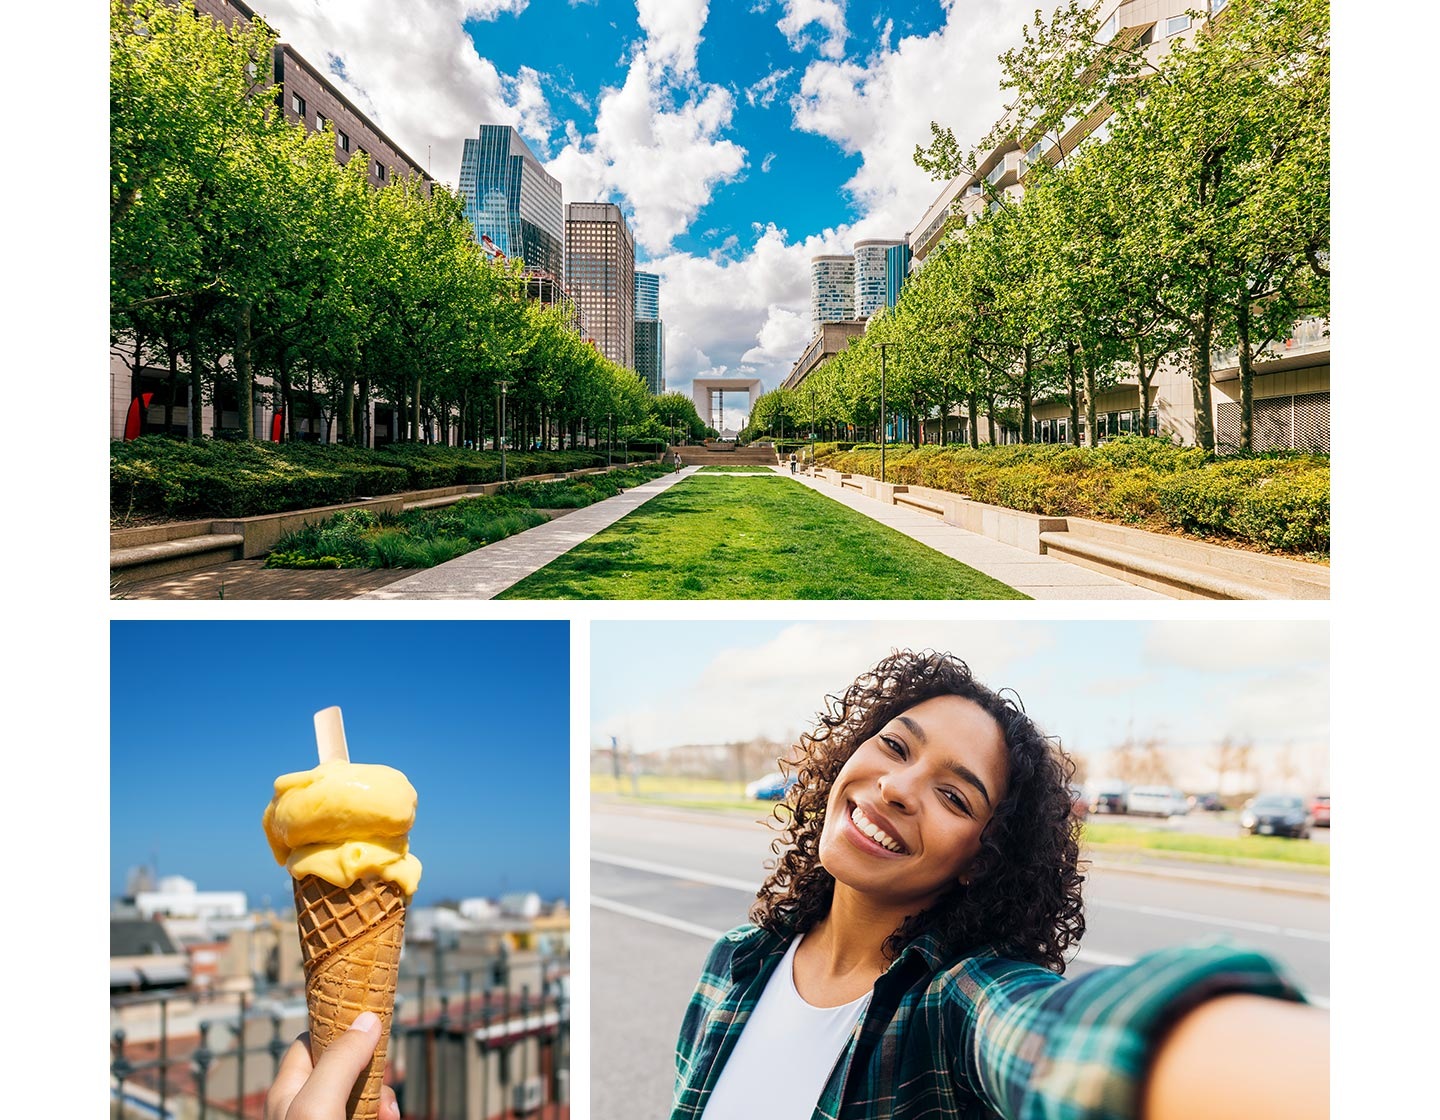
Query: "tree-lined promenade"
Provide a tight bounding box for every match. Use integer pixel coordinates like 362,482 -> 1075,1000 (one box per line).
111,0 -> 711,450
744,0 -> 1328,454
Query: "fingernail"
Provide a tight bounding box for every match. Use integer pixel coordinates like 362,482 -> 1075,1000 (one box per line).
348,1011 -> 380,1033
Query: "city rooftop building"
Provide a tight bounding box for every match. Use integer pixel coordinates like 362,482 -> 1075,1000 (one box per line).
634,270 -> 661,321
566,202 -> 636,370
634,270 -> 665,394
457,124 -> 565,281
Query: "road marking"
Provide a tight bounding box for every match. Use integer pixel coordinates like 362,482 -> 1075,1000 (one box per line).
1089,899 -> 1329,942
592,896 -> 724,941
592,851 -> 758,893
594,897 -> 1332,1009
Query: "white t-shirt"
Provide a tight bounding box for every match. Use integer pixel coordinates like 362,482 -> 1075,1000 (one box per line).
701,936 -> 871,1120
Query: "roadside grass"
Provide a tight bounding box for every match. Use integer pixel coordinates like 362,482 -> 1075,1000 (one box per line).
499,475 -> 1027,599
696,465 -> 778,473
1082,822 -> 1329,868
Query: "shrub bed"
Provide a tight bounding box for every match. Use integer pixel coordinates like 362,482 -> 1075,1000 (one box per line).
111,437 -> 658,520
819,437 -> 1328,556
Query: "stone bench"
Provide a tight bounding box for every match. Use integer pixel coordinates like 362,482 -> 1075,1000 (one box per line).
111,531 -> 246,583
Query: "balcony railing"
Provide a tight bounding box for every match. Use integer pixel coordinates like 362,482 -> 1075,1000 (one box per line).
1211,317 -> 1329,375
111,957 -> 570,1120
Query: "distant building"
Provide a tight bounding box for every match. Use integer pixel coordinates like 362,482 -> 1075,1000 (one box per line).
457,124 -> 565,280
566,202 -> 636,369
885,242 -> 913,309
634,270 -> 665,394
853,240 -> 903,319
135,876 -> 248,920
810,255 -> 855,328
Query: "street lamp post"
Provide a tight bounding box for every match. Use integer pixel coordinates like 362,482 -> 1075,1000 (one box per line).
808,385 -> 816,476
498,379 -> 510,482
607,411 -> 613,468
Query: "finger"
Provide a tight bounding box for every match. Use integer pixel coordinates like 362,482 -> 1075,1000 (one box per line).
380,1084 -> 401,1120
288,1012 -> 382,1119
265,1035 -> 316,1120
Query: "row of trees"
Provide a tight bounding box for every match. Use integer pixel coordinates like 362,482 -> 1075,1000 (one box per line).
111,0 -> 670,448
746,0 -> 1327,452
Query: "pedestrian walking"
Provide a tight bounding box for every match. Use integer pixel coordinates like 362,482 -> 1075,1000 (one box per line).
789,452 -> 797,474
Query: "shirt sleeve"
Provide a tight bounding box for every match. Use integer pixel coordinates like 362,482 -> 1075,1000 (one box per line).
948,941 -> 1308,1120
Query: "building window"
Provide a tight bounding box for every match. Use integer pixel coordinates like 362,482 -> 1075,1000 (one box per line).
316,113 -> 328,130
338,131 -> 350,152
292,93 -> 306,117
375,162 -> 386,180
1097,12 -> 1118,44
1166,14 -> 1191,36
1211,0 -> 1229,12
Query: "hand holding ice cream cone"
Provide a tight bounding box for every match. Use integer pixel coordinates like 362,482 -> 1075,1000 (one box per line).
263,707 -> 421,1120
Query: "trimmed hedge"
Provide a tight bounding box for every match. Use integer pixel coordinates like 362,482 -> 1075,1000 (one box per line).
819,437 -> 1328,556
111,437 -> 659,519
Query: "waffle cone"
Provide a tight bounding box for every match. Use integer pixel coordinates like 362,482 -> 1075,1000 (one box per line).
293,874 -> 407,1120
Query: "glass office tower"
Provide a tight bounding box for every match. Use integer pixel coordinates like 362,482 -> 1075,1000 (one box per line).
457,125 -> 564,278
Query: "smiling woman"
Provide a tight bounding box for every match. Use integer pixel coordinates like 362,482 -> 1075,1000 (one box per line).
672,649 -> 1327,1120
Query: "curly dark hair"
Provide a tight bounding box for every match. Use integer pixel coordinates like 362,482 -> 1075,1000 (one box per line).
749,649 -> 1085,973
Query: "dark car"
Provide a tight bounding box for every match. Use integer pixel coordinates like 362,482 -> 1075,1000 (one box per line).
1310,795 -> 1330,827
1240,793 -> 1313,839
1188,792 -> 1224,812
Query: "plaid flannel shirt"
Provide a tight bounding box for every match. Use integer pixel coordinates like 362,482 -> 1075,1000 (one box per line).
673,923 -> 1305,1120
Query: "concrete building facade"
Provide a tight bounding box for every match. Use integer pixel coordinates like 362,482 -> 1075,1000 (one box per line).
810,255 -> 856,327
566,202 -> 636,370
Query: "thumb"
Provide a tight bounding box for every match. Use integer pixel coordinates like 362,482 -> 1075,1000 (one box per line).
289,1011 -> 383,1119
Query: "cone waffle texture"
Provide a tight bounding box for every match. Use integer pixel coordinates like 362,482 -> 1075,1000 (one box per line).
293,874 -> 407,1120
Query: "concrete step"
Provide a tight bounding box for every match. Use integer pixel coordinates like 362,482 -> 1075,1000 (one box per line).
111,532 -> 247,584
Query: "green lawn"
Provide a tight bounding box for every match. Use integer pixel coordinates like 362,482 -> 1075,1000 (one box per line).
696,464 -> 778,473
499,475 -> 1027,599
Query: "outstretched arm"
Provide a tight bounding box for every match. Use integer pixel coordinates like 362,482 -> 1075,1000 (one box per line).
1142,994 -> 1328,1119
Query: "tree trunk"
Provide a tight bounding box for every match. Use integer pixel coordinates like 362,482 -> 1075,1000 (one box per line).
165,341 -> 179,435
279,355 -> 293,442
967,390 -> 980,449
1190,296 -> 1217,452
1236,290 -> 1253,452
187,317 -> 204,441
1065,340 -> 1081,446
1083,357 -> 1098,447
1020,345 -> 1034,443
341,377 -> 355,444
411,373 -> 424,441
234,301 -> 255,440
1135,338 -> 1155,434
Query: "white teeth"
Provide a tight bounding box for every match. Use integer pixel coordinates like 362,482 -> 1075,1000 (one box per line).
850,805 -> 905,853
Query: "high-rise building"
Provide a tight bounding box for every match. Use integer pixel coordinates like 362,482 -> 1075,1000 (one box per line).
566,203 -> 636,369
457,125 -> 565,280
810,255 -> 855,328
885,242 -> 913,309
633,271 -> 664,394
634,270 -> 661,321
854,240 -> 903,319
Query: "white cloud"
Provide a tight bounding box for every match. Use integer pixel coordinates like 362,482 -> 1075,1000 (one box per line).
761,152 -> 777,172
469,0 -> 528,19
1144,623 -> 1329,673
777,0 -> 849,60
788,0 -> 1049,239
745,68 -> 793,108
635,0 -> 710,75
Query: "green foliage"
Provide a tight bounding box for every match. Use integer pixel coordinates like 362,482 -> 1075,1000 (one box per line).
818,437 -> 1328,555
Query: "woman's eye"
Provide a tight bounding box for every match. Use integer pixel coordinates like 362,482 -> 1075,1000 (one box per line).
880,735 -> 905,758
942,790 -> 972,816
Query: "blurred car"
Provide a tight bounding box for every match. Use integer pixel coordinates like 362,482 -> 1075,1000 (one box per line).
1127,785 -> 1189,818
1086,779 -> 1129,815
745,772 -> 797,800
1188,792 -> 1224,812
1309,794 -> 1329,827
1068,784 -> 1089,819
1240,793 -> 1313,839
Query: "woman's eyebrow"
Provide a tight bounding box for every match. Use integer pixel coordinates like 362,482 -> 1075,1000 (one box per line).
896,715 -> 927,741
894,715 -> 993,807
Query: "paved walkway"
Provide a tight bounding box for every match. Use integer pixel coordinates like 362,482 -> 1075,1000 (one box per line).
362,464 -> 1164,600
360,467 -> 700,599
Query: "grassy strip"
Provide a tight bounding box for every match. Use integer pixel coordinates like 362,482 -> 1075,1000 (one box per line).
696,465 -> 779,473
265,463 -> 674,569
1081,822 -> 1329,868
821,436 -> 1329,557
499,475 -> 1027,599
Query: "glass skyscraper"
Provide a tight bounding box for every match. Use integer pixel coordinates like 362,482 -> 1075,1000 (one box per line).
457,125 -> 564,279
634,270 -> 660,321
634,270 -> 664,393
566,202 -> 636,370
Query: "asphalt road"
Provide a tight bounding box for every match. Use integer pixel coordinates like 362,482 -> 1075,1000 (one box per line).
590,802 -> 1329,1120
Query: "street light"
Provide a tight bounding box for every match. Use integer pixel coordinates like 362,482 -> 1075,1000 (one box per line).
607,411 -> 613,468
498,379 -> 510,482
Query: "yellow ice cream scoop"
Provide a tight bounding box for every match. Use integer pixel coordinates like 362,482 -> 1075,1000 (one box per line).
262,721 -> 422,896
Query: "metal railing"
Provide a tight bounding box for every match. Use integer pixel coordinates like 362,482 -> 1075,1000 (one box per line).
111,958 -> 570,1120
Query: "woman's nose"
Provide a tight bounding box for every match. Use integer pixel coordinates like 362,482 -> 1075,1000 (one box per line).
877,768 -> 915,810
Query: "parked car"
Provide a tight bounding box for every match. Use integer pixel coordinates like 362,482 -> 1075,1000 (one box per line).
1188,792 -> 1224,812
1310,794 -> 1330,827
1086,779 -> 1130,815
745,772 -> 797,800
1240,793 -> 1313,839
1068,784 -> 1089,819
1127,785 -> 1189,818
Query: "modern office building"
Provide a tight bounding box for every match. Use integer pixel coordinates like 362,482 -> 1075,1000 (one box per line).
885,242 -> 913,309
899,0 -> 1326,452
114,0 -> 436,443
457,125 -> 565,280
633,271 -> 664,394
565,202 -> 636,370
854,240 -> 904,319
634,270 -> 661,322
810,255 -> 856,328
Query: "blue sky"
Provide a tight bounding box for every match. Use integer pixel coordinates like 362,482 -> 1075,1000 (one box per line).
111,621 -> 570,907
592,620 -> 1330,791
250,0 -> 1045,427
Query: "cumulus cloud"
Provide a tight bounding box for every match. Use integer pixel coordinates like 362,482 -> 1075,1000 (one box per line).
745,68 -> 793,108
777,0 -> 849,59
635,0 -> 710,75
469,0 -> 528,19
1144,622 -> 1329,673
